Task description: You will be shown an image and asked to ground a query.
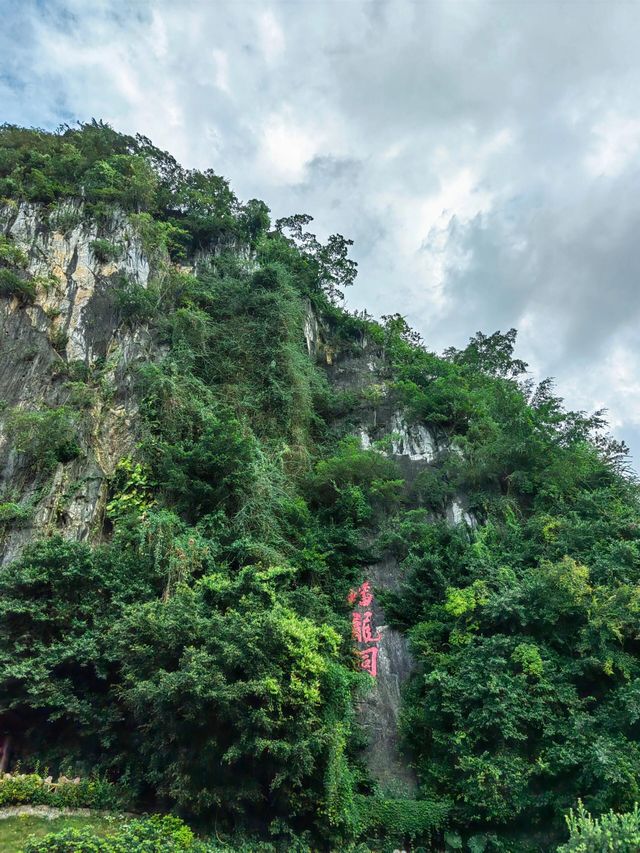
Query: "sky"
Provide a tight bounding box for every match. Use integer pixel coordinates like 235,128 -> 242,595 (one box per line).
2,0 -> 640,464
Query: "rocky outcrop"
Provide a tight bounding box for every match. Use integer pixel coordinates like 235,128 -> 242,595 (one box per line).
0,202 -> 156,565
353,556 -> 418,795
325,339 -> 476,793
303,302 -> 321,357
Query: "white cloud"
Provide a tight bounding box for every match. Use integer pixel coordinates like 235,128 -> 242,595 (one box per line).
3,0 -> 640,462
211,49 -> 231,95
585,113 -> 640,178
257,9 -> 285,65
257,110 -> 320,184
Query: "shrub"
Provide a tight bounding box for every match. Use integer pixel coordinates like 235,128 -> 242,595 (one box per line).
0,234 -> 28,267
24,828 -> 112,853
90,238 -> 122,263
0,501 -> 32,526
557,801 -> 640,852
128,212 -> 187,259
64,380 -> 97,409
356,795 -> 450,846
5,406 -> 80,472
0,772 -> 125,810
114,275 -> 156,323
49,327 -> 69,353
23,815 -> 211,852
106,457 -> 155,519
48,204 -> 83,234
0,267 -> 35,302
306,436 -> 404,522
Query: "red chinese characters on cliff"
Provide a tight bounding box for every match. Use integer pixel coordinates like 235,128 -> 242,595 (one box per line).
352,610 -> 381,644
348,581 -> 381,677
358,645 -> 379,677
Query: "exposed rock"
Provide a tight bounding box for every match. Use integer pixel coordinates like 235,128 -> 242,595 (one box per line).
389,411 -> 436,461
354,557 -> 417,794
0,202 -> 155,565
303,302 -> 321,357
358,428 -> 373,451
447,496 -> 476,528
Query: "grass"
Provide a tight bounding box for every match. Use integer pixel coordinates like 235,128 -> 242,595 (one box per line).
0,814 -> 119,852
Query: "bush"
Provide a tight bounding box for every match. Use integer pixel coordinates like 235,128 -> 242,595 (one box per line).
0,772 -> 125,810
306,436 -> 404,523
0,234 -> 28,267
23,815 -> 209,852
48,204 -> 83,234
90,238 -> 122,263
128,212 -> 187,259
557,801 -> 640,851
24,828 -> 111,853
49,327 -> 69,353
0,267 -> 35,302
5,406 -> 80,471
0,501 -> 32,525
114,275 -> 156,323
356,795 -> 450,845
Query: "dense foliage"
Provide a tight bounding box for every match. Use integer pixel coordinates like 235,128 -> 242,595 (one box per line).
558,802 -> 640,852
372,324 -> 640,849
1,123 -> 639,851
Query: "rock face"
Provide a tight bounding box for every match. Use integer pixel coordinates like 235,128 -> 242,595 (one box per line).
352,556 -> 418,794
0,202 -> 156,565
388,411 -> 436,462
325,341 -> 474,794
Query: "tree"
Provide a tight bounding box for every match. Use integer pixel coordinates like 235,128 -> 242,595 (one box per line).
275,214 -> 357,301
115,564 -> 356,827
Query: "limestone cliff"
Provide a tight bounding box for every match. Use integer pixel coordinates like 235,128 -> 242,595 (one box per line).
323,338 -> 475,794
0,202 -> 154,565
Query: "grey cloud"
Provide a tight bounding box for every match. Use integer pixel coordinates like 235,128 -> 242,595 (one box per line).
426,165 -> 640,365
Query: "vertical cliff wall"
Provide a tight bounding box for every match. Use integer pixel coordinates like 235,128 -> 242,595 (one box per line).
0,202 -> 156,565
324,341 -> 474,794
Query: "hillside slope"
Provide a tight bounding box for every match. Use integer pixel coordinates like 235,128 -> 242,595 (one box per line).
0,123 -> 639,852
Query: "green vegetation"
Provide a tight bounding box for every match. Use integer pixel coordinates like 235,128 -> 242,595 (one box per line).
90,238 -> 122,264
0,225 -> 34,303
1,123 -> 639,851
0,235 -> 27,269
0,773 -> 124,810
356,795 -> 450,844
0,269 -> 35,304
0,121 -> 354,295
4,407 -> 80,472
372,326 -> 640,847
22,815 -> 210,853
0,814 -> 119,853
558,802 -> 640,852
0,503 -> 31,526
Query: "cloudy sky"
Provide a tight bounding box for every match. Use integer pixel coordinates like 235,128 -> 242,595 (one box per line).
3,0 -> 640,462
